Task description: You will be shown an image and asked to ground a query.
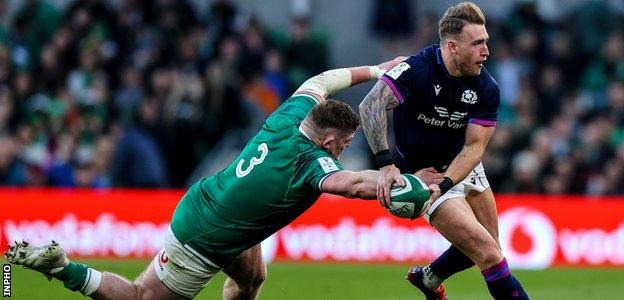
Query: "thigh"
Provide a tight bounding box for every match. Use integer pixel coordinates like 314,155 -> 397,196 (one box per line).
429,197 -> 501,269
466,187 -> 499,244
222,244 -> 266,284
135,263 -> 187,300
152,230 -> 222,299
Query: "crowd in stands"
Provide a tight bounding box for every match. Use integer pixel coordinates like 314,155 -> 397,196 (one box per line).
0,0 -> 327,188
0,0 -> 622,195
374,0 -> 624,195
482,1 -> 624,195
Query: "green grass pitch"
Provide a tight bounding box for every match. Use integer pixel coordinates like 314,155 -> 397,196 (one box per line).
4,259 -> 623,299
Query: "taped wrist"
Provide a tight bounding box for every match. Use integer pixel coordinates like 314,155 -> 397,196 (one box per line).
369,65 -> 384,79
438,177 -> 454,195
375,149 -> 394,168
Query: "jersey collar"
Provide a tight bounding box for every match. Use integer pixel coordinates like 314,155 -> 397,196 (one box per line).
298,124 -> 313,141
436,45 -> 462,81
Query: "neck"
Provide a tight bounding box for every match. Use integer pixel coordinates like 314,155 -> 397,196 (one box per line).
440,46 -> 463,77
300,119 -> 324,146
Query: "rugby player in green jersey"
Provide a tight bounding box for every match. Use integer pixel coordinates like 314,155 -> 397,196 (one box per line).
6,57 -> 412,300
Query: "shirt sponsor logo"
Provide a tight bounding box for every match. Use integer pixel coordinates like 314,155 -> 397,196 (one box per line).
461,89 -> 478,104
386,62 -> 411,80
417,113 -> 467,129
318,157 -> 339,173
434,106 -> 468,121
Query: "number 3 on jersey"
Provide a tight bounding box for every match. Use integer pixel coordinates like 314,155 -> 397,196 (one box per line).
236,143 -> 268,178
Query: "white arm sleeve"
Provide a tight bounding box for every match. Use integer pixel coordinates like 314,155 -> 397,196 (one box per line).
295,68 -> 352,99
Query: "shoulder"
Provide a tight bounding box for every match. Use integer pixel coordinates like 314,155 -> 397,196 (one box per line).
266,94 -> 317,125
408,45 -> 438,69
478,68 -> 499,91
477,67 -> 500,98
385,46 -> 435,81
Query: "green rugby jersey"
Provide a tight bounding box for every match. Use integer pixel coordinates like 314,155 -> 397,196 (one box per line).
170,94 -> 343,267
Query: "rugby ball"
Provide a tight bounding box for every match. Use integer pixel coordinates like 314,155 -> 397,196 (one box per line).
386,174 -> 431,219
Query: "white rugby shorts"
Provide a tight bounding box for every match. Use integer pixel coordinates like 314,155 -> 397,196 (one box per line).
423,162 -> 490,223
152,228 -> 221,299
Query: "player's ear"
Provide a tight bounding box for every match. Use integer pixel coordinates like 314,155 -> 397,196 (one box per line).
447,39 -> 458,55
321,135 -> 335,149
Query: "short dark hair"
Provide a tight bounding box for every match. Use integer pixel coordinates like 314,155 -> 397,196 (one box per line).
438,2 -> 486,41
308,99 -> 359,134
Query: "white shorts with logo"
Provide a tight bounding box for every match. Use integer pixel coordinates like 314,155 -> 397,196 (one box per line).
423,162 -> 490,223
152,228 -> 222,299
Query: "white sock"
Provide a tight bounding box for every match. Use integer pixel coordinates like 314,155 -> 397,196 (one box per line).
80,268 -> 102,296
422,265 -> 443,290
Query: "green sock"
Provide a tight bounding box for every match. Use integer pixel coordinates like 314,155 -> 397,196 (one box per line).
51,262 -> 89,291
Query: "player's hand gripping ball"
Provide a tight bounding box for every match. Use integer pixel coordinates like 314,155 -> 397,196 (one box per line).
386,174 -> 431,219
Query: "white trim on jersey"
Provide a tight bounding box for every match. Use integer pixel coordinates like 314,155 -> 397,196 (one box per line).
295,92 -> 320,104
317,172 -> 337,192
183,244 -> 222,269
298,124 -> 313,141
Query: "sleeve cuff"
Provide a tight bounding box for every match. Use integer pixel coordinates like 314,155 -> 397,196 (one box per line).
469,118 -> 497,127
380,76 -> 405,104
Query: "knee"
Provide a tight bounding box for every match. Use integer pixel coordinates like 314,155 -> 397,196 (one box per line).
232,266 -> 267,295
249,266 -> 267,289
476,246 -> 503,269
462,236 -> 502,268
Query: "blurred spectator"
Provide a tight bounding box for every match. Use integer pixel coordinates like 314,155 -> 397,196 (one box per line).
263,49 -> 289,100
285,16 -> 329,88
114,66 -> 143,125
47,132 -> 77,187
370,0 -> 413,39
12,0 -> 60,71
111,98 -> 168,187
0,135 -> 27,185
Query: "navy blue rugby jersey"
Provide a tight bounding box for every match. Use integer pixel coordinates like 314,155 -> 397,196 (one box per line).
380,44 -> 499,173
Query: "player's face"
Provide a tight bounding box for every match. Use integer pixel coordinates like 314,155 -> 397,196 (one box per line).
326,131 -> 355,159
455,24 -> 489,77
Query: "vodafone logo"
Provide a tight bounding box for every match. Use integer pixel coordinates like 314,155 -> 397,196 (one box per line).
499,207 -> 557,269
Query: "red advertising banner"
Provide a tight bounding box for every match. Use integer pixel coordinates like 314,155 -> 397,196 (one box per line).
1,189 -> 623,269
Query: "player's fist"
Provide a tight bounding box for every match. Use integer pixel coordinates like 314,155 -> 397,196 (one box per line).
414,167 -> 443,186
427,183 -> 442,203
377,164 -> 404,208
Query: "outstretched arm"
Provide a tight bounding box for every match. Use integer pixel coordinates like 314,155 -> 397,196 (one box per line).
321,170 -> 379,199
320,168 -> 435,201
294,57 -> 405,102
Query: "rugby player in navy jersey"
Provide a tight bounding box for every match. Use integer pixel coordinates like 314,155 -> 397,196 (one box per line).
359,2 -> 528,299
